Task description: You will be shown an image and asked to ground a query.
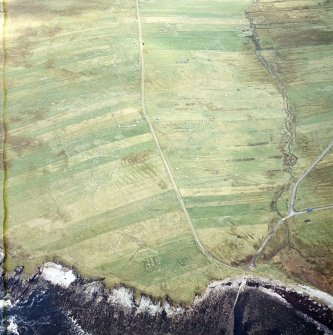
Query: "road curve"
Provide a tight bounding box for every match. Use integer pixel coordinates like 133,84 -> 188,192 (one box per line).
135,0 -> 232,268
251,141 -> 333,268
289,141 -> 333,214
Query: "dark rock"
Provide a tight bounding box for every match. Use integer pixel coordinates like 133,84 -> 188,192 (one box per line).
1,264 -> 332,335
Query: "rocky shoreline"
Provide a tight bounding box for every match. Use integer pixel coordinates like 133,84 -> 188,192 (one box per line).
1,261 -> 332,334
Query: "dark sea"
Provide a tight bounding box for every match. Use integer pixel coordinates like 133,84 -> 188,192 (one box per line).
0,285 -> 330,335
0,289 -> 87,335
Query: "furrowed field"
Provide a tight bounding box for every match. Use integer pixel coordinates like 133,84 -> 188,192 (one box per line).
1,0 -> 332,302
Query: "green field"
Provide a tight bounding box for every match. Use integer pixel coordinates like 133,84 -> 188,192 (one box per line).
249,0 -> 333,293
296,152 -> 333,209
1,0 -> 332,303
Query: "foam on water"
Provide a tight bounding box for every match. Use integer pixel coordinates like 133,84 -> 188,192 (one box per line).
297,285 -> 333,309
108,287 -> 134,310
0,299 -> 12,309
136,296 -> 162,316
41,262 -> 76,288
67,314 -> 92,335
7,317 -> 19,335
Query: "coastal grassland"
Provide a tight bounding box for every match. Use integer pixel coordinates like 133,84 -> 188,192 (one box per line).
141,0 -> 290,266
0,0 -> 245,304
296,151 -> 333,209
256,209 -> 333,293
2,0 -> 332,304
247,0 -> 333,213
0,8 -> 4,241
247,0 -> 333,293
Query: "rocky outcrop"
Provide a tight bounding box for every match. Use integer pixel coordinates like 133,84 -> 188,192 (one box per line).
1,262 -> 332,334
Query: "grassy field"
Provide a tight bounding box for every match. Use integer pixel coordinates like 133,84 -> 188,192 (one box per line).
1,0 -> 250,303
296,151 -> 333,209
0,0 -> 332,303
0,11 -> 3,260
249,0 -> 333,293
142,0 -> 290,268
258,209 -> 333,293
248,0 -> 333,212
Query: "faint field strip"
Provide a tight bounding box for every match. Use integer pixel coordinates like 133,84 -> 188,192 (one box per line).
11,95 -> 138,135
135,0 -> 233,268
143,17 -> 248,25
180,185 -> 282,197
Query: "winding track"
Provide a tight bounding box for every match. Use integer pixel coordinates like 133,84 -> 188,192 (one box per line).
135,0 -> 333,271
135,0 -> 231,268
246,0 -> 333,269
289,141 -> 333,214
251,141 -> 333,268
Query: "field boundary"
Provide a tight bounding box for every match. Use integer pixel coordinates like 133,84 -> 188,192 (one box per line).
135,0 -> 232,269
